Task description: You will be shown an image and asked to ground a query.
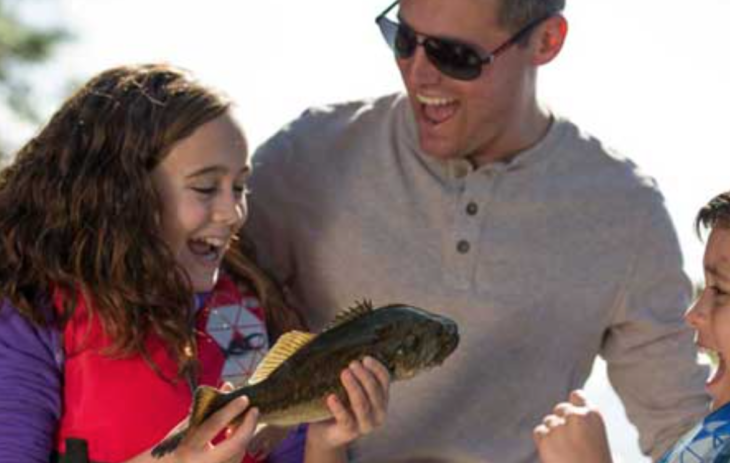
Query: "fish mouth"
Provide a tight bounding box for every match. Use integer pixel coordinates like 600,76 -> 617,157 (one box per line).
430,321 -> 460,366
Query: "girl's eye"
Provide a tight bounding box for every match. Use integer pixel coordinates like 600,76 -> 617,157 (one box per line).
191,186 -> 217,195
234,185 -> 250,196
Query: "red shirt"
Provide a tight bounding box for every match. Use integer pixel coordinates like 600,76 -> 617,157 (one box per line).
54,275 -> 267,463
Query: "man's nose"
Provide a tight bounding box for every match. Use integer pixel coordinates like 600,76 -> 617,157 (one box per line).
407,43 -> 442,85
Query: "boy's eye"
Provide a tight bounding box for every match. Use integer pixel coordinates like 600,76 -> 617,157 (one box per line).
711,285 -> 729,298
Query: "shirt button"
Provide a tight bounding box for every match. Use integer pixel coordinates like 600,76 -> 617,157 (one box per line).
466,202 -> 478,216
457,240 -> 471,254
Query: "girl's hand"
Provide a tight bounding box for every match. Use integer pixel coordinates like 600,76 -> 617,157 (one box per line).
308,356 -> 391,452
533,390 -> 613,463
135,384 -> 259,463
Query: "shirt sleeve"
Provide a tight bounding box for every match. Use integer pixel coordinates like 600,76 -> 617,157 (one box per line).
246,128 -> 298,287
601,197 -> 711,460
266,425 -> 306,463
0,299 -> 63,463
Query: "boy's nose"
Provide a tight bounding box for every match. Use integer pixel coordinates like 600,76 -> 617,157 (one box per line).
684,292 -> 709,328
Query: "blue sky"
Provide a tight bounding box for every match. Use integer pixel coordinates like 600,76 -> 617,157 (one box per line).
6,1 -> 730,461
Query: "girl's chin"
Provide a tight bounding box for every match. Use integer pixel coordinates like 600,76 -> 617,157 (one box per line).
191,272 -> 219,293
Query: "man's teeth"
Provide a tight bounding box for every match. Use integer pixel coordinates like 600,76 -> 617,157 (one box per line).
417,94 -> 456,106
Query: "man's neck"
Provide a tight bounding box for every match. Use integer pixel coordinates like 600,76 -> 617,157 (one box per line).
468,103 -> 553,168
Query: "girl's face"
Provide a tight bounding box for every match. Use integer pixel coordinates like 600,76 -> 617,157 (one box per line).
152,113 -> 249,292
686,226 -> 730,410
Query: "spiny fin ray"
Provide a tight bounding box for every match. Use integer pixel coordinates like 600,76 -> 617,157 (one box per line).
322,300 -> 374,332
249,331 -> 316,385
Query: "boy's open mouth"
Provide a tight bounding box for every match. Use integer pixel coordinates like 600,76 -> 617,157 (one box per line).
702,348 -> 725,387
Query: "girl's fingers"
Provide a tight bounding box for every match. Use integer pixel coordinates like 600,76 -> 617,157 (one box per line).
327,393 -> 355,430
341,366 -> 375,434
363,356 -> 391,392
208,406 -> 260,461
220,382 -> 235,393
349,360 -> 388,425
187,396 -> 250,448
353,357 -> 390,426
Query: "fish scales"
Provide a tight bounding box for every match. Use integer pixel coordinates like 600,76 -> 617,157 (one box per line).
152,301 -> 459,458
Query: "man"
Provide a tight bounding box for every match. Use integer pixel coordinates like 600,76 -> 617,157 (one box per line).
245,0 -> 710,461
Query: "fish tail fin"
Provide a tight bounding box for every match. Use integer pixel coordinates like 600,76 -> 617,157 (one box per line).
190,385 -> 226,426
151,386 -> 225,458
151,430 -> 186,458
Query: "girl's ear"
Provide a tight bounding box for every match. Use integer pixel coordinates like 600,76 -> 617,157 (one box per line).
532,14 -> 568,66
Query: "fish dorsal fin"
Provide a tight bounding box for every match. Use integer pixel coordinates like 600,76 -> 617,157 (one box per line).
323,300 -> 374,332
248,330 -> 316,385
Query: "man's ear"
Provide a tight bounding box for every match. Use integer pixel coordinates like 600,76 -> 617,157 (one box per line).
532,14 -> 568,65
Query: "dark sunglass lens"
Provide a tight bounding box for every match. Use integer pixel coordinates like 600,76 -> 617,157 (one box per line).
424,38 -> 483,80
378,18 -> 398,49
394,24 -> 417,59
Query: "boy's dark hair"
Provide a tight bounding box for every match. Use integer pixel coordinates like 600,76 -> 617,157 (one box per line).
0,64 -> 303,377
696,191 -> 730,236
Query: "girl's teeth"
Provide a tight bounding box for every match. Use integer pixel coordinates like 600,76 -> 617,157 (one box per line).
189,240 -> 219,260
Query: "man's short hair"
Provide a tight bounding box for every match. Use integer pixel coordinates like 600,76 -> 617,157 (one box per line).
498,0 -> 566,32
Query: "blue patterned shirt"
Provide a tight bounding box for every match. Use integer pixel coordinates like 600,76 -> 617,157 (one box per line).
659,402 -> 730,463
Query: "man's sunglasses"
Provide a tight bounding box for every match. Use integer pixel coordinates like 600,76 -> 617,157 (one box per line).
375,0 -> 550,81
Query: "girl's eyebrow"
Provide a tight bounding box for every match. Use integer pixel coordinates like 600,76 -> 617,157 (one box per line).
185,165 -> 251,179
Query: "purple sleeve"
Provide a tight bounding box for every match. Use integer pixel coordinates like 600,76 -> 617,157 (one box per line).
0,299 -> 63,463
267,425 -> 306,463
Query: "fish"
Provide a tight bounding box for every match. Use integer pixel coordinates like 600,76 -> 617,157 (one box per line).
151,300 -> 459,458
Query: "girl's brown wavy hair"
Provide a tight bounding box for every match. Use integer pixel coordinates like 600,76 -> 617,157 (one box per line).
0,63 -> 305,377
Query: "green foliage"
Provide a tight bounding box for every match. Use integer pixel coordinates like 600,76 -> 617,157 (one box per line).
0,0 -> 69,121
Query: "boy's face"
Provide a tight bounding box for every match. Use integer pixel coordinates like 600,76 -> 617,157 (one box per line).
686,226 -> 730,410
152,113 -> 249,292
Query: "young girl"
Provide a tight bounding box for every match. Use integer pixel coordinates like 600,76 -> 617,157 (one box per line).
533,191 -> 730,463
0,64 -> 390,463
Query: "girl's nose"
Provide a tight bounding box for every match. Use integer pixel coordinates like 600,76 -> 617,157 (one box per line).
214,192 -> 244,228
